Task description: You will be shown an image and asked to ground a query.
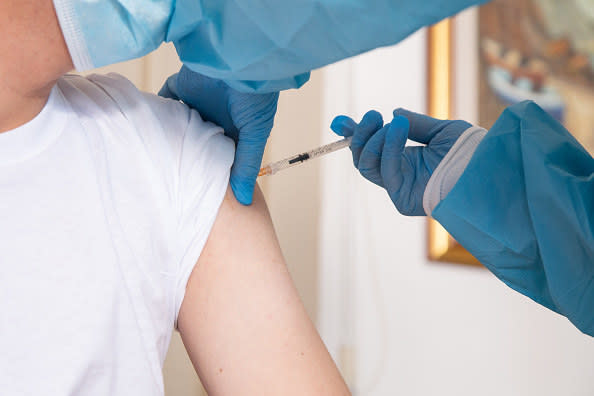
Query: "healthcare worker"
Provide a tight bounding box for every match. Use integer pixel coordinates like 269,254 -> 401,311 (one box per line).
52,0 -> 487,204
52,1 -> 592,336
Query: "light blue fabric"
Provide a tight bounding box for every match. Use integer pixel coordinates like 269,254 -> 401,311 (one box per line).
433,101 -> 594,336
159,66 -> 278,205
62,0 -> 487,92
330,109 -> 470,216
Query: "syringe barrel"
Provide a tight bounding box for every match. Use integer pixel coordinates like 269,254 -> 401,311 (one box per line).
308,136 -> 352,159
266,156 -> 304,175
262,136 -> 353,176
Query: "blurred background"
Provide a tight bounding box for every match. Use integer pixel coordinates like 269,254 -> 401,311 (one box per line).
88,7 -> 594,395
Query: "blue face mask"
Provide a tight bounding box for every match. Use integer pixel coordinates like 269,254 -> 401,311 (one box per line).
54,0 -> 487,92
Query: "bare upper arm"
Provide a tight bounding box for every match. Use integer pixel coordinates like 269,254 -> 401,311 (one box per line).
177,185 -> 350,396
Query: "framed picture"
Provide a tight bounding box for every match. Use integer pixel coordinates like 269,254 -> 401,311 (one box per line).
427,0 -> 594,265
479,0 -> 594,152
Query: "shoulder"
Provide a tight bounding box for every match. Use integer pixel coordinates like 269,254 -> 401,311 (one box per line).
54,73 -> 235,283
56,73 -> 233,159
56,73 -> 195,130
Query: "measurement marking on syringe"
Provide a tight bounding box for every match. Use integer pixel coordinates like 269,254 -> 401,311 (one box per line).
259,136 -> 352,177
288,153 -> 311,164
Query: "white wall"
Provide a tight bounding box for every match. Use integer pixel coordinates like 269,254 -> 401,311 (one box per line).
318,29 -> 594,396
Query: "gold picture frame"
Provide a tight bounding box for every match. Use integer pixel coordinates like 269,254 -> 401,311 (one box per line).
426,19 -> 480,266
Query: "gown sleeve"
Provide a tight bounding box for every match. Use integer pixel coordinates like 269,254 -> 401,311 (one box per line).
53,0 -> 487,92
433,101 -> 594,336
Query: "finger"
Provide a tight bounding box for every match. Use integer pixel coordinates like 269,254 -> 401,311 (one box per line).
330,116 -> 357,137
393,108 -> 451,144
158,73 -> 181,100
380,116 -> 409,197
227,91 -> 278,143
351,110 -> 384,168
357,125 -> 389,187
230,136 -> 268,205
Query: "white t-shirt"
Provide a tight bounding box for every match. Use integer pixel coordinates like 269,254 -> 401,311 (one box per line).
0,74 -> 234,395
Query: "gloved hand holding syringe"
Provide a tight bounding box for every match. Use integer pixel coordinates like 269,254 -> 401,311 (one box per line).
258,136 -> 353,177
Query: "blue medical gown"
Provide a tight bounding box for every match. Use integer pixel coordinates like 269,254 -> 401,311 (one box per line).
433,101 -> 594,336
64,0 -> 487,92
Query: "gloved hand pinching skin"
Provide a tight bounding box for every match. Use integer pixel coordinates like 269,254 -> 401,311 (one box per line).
159,66 -> 279,205
331,109 -> 471,216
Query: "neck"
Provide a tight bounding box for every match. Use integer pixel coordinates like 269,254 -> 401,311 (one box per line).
0,81 -> 56,133
0,0 -> 73,132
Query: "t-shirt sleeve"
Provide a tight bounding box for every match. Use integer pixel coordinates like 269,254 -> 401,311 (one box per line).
84,73 -> 235,324
158,98 -> 235,323
161,99 -> 235,324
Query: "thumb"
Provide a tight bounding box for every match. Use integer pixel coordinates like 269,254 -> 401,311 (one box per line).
158,73 -> 181,100
330,115 -> 357,137
229,133 -> 268,205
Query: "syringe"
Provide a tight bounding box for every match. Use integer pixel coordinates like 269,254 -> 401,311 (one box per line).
259,136 -> 353,177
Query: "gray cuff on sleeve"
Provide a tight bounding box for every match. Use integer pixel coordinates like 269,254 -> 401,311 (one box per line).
53,0 -> 94,71
423,126 -> 487,216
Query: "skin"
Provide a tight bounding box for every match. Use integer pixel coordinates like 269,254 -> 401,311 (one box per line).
179,186 -> 350,395
3,1 -> 350,394
0,0 -> 73,133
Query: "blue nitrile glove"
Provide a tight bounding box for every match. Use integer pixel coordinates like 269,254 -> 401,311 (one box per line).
331,109 -> 471,216
160,66 -> 279,205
